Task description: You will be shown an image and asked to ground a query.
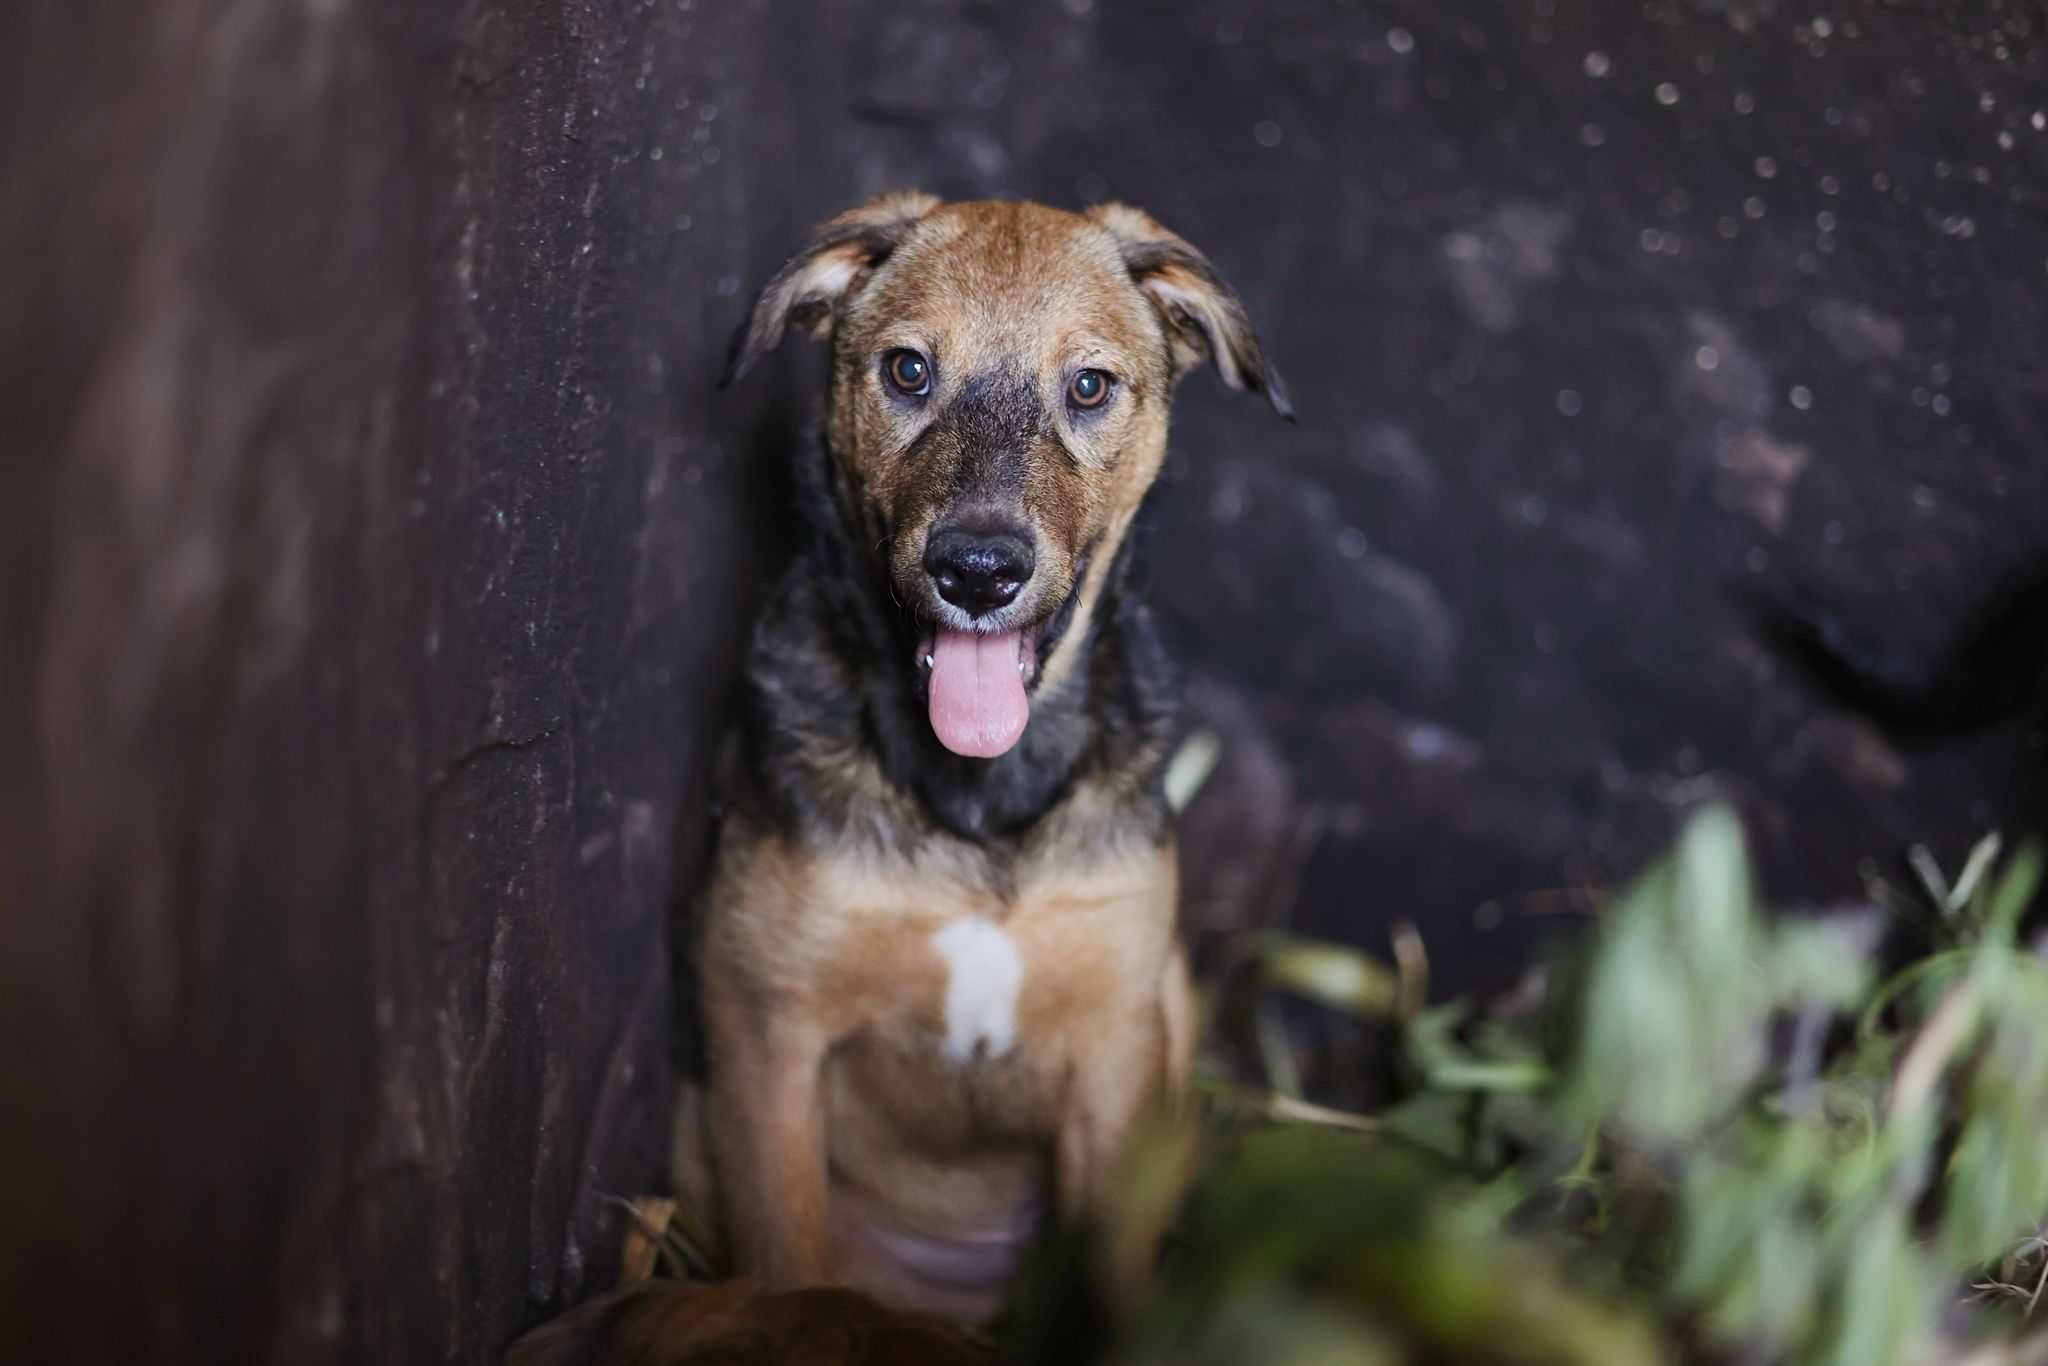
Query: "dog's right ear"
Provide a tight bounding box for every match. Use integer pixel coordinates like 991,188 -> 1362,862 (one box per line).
719,191 -> 942,388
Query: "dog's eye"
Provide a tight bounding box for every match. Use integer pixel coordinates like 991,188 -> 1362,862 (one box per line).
1068,369 -> 1112,410
884,349 -> 931,397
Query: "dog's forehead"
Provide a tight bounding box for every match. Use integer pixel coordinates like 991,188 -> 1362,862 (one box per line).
852,201 -> 1154,354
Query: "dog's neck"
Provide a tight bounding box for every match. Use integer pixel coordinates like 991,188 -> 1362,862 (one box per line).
741,431 -> 1175,847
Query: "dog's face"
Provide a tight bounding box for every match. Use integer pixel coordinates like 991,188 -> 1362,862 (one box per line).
726,195 -> 1288,759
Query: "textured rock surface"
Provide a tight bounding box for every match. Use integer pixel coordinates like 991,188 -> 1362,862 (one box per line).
4,1 -> 2044,1363
2,0 -> 756,1361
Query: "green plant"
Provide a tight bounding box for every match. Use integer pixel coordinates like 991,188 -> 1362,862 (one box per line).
1038,806 -> 2048,1366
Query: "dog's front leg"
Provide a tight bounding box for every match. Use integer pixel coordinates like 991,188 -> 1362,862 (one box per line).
703,980 -> 835,1288
1054,950 -> 1194,1222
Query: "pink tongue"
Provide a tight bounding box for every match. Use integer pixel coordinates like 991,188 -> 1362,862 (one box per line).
928,628 -> 1029,758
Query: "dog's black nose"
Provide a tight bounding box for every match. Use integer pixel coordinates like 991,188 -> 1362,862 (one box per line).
924,526 -> 1035,617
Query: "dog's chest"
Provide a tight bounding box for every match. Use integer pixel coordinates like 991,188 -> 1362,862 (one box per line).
849,889 -> 1125,1076
763,838 -> 1178,1074
822,861 -> 1172,1152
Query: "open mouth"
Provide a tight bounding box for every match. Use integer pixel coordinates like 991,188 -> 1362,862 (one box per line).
906,546 -> 1091,762
916,620 -> 1047,760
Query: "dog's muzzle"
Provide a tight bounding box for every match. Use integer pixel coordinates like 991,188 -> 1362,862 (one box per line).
924,527 -> 1035,618
915,517 -> 1044,761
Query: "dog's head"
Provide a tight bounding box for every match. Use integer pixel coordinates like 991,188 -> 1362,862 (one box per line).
725,194 -> 1289,760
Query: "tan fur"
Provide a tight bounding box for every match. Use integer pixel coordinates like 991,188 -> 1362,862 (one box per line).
689,812 -> 1187,1319
686,194 -> 1280,1323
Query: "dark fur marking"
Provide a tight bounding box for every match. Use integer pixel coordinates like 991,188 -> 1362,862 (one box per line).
942,367 -> 1046,507
736,429 -> 1172,854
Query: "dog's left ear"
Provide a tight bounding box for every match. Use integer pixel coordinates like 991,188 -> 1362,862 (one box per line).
720,191 -> 942,388
1088,203 -> 1294,421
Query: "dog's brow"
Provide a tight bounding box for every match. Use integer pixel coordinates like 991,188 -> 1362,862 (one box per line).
1063,336 -> 1125,365
873,325 -> 935,351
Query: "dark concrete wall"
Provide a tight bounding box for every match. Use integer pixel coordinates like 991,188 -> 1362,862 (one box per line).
2,0 -> 754,1361
4,1 -> 2044,1363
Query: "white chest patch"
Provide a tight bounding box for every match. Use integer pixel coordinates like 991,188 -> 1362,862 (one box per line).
930,916 -> 1024,1064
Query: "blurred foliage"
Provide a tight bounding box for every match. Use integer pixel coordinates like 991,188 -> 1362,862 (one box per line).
1008,805 -> 2048,1366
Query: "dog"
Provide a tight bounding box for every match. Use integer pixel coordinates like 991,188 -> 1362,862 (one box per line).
672,192 -> 1289,1323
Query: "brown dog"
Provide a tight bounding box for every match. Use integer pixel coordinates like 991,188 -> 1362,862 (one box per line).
676,192 -> 1288,1323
